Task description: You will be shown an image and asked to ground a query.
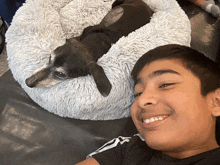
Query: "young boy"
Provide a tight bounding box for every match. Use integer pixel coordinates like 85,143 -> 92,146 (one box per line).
76,44 -> 220,164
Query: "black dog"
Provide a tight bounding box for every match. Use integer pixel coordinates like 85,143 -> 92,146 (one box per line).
25,0 -> 153,97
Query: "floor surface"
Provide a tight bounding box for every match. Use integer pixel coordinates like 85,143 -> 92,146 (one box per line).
0,46 -> 9,77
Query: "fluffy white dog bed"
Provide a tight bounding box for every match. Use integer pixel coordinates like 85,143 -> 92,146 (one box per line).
6,0 -> 191,120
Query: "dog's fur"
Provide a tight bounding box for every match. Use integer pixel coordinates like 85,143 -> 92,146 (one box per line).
25,0 -> 153,97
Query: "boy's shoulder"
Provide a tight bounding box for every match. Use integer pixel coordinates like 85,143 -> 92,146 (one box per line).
89,134 -> 220,165
88,134 -> 154,165
88,134 -> 151,158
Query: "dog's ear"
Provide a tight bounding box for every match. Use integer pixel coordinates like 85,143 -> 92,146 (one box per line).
79,26 -> 98,40
87,62 -> 112,97
112,0 -> 125,9
101,6 -> 124,27
79,25 -> 112,39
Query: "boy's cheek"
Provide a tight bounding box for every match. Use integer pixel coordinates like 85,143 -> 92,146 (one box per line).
130,102 -> 136,115
130,102 -> 140,126
130,102 -> 139,120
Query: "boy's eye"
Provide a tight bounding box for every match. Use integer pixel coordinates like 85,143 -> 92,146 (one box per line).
159,83 -> 175,88
134,92 -> 142,98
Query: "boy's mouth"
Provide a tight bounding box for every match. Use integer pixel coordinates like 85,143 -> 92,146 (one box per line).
142,115 -> 170,125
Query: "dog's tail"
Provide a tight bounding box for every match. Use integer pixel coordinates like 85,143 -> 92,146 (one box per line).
87,62 -> 112,97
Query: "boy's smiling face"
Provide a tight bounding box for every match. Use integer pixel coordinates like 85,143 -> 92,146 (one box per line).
131,59 -> 219,159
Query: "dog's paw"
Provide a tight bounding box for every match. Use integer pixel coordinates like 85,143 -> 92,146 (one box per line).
88,63 -> 112,97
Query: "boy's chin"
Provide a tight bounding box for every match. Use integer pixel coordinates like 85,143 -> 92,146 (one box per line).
146,140 -> 175,152
141,132 -> 184,152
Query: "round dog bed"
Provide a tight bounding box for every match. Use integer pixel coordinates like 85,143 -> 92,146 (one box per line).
6,0 -> 191,120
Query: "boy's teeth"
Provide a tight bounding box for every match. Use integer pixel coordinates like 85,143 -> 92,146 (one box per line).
143,116 -> 165,124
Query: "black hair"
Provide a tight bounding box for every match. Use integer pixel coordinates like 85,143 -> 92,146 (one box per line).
131,44 -> 220,96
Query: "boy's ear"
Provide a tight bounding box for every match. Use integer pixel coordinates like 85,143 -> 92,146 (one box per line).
211,88 -> 220,117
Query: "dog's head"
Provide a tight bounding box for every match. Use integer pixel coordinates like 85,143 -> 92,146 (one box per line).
25,39 -> 112,97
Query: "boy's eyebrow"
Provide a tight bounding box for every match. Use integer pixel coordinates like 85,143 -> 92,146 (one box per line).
135,69 -> 181,85
149,69 -> 181,78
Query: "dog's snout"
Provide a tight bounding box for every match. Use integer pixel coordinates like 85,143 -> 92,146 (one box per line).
25,77 -> 36,88
25,67 -> 51,88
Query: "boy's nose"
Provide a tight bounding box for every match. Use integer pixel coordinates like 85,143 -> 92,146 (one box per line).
137,90 -> 159,108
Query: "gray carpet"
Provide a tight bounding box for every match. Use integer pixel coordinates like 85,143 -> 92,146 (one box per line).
0,46 -> 9,77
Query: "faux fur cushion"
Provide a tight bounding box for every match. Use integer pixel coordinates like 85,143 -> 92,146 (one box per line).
6,0 -> 191,120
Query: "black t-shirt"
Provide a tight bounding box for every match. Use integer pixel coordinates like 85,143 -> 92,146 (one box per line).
88,134 -> 220,165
